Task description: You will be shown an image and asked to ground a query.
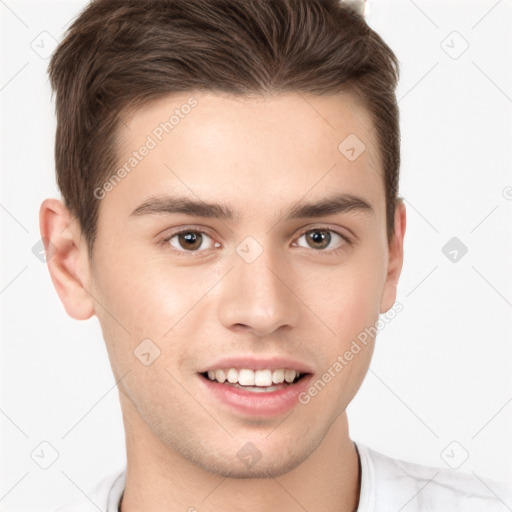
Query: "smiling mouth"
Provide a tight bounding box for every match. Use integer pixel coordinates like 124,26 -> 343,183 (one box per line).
199,368 -> 308,393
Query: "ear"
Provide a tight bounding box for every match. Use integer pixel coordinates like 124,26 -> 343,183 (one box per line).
39,198 -> 95,320
380,198 -> 406,314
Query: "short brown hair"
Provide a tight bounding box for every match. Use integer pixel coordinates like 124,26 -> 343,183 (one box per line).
48,0 -> 400,254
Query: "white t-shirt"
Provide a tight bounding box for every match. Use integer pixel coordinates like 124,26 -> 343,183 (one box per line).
54,441 -> 512,511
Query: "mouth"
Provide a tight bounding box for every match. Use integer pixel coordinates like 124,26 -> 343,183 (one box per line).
197,367 -> 313,417
199,368 -> 308,393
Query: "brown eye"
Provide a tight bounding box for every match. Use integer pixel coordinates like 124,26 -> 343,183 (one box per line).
165,230 -> 217,253
176,232 -> 203,251
305,230 -> 331,250
294,229 -> 348,252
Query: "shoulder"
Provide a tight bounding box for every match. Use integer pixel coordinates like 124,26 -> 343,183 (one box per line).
53,468 -> 126,512
355,441 -> 512,512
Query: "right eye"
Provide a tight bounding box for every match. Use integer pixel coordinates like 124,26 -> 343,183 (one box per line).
160,228 -> 221,255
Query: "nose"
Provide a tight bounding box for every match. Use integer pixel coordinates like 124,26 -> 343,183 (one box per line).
217,243 -> 301,337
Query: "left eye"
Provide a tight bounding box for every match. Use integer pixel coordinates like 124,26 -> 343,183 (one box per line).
293,229 -> 348,251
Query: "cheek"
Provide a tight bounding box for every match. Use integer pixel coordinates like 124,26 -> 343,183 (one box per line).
308,253 -> 386,341
91,245 -> 222,356
301,261 -> 383,410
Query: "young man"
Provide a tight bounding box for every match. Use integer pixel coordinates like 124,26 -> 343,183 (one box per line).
40,0 -> 510,510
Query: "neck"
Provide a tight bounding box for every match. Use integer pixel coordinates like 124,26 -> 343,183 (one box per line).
119,395 -> 361,512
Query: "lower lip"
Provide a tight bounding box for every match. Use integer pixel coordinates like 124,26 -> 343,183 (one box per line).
198,374 -> 313,417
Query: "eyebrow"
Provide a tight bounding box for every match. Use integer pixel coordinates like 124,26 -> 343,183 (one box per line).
129,193 -> 374,221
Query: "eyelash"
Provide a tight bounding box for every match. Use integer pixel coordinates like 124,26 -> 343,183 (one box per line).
159,226 -> 352,257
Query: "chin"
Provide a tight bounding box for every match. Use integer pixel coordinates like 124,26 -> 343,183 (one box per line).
177,432 -> 320,480
196,452 -> 309,480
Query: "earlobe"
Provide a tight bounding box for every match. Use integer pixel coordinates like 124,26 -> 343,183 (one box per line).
39,198 -> 95,320
379,198 -> 406,314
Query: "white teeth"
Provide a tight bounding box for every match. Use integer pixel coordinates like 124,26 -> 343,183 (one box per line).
235,384 -> 281,393
272,369 -> 285,384
204,368 -> 301,386
255,369 -> 272,387
226,368 -> 238,384
284,369 -> 296,383
214,369 -> 226,383
238,369 -> 255,386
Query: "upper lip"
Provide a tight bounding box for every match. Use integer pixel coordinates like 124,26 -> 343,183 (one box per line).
198,356 -> 314,374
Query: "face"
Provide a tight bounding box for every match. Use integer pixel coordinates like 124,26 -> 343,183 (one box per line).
82,91 -> 403,477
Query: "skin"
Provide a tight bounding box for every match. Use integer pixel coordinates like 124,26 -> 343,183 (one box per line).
40,91 -> 406,512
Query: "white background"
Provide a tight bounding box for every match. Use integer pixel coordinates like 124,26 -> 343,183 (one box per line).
1,1 -> 511,510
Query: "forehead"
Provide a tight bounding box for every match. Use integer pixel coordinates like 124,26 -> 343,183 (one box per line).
121,90 -> 376,152
109,91 -> 384,220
